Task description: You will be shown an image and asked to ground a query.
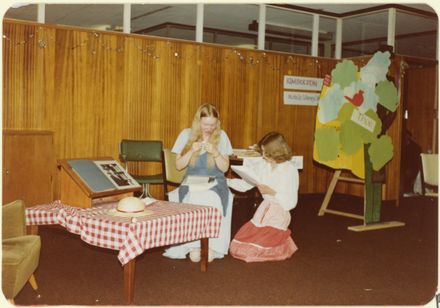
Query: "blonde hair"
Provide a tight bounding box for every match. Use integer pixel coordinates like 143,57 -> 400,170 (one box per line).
257,132 -> 292,163
183,104 -> 221,168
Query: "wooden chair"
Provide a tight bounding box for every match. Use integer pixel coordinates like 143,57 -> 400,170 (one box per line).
420,153 -> 438,197
2,200 -> 41,304
161,148 -> 186,200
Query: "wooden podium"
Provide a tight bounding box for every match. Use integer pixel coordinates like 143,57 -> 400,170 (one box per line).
58,157 -> 142,208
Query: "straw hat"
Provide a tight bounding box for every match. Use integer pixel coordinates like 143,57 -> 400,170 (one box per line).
108,197 -> 153,217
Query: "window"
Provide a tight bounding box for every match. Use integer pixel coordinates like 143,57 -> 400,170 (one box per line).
265,6 -> 313,55
319,16 -> 337,58
342,11 -> 388,57
4,4 -> 38,22
204,4 -> 259,48
132,4 -> 196,41
395,10 -> 437,59
46,4 -> 123,31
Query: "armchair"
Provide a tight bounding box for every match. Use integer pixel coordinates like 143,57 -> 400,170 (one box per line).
2,200 -> 41,303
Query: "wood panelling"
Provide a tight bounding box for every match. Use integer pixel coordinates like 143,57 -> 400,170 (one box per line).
3,130 -> 56,207
404,66 -> 438,153
3,19 -> 411,201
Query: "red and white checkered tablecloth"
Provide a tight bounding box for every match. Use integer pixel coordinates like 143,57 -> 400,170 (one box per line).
25,200 -> 222,265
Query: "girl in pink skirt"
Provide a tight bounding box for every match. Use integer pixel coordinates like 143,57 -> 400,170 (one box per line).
230,132 -> 299,262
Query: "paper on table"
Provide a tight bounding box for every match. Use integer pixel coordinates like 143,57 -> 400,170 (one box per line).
182,175 -> 217,192
230,165 -> 260,186
182,175 -> 215,185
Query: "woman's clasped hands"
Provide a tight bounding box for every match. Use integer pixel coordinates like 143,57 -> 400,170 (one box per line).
192,141 -> 220,157
191,141 -> 203,152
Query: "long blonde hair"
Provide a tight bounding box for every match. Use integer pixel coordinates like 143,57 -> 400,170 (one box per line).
182,104 -> 221,168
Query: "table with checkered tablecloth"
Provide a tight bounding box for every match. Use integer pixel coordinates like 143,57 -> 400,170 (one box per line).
25,200 -> 222,304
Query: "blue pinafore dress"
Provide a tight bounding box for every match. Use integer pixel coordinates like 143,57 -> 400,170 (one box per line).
163,152 -> 234,259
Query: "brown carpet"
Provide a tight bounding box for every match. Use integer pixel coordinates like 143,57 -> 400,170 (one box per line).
13,194 -> 437,305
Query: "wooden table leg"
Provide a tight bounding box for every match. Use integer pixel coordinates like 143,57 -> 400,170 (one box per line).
27,225 -> 39,235
123,259 -> 136,305
200,238 -> 208,272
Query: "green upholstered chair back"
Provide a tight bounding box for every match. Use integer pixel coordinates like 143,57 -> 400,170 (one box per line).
120,140 -> 163,162
119,139 -> 165,198
2,200 -> 26,239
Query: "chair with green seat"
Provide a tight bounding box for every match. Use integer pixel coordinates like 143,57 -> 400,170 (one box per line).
2,200 -> 41,304
119,139 -> 165,199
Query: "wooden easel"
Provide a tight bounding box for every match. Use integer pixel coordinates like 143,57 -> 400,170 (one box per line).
318,170 -> 365,220
318,169 -> 405,232
58,157 -> 142,208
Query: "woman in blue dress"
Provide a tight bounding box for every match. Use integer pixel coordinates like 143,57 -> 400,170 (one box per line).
163,104 -> 234,262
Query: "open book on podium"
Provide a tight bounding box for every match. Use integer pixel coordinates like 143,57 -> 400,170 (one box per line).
58,157 -> 142,208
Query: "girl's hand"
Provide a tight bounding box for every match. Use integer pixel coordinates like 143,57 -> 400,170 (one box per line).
257,184 -> 276,196
204,142 -> 220,157
192,142 -> 203,152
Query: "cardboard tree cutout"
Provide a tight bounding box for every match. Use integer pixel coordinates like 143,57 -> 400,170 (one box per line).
314,51 -> 399,225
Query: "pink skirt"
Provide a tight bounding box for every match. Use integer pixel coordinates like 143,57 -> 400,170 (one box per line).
230,200 -> 298,262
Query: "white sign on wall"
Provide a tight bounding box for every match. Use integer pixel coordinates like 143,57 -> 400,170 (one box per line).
284,75 -> 323,91
284,91 -> 320,106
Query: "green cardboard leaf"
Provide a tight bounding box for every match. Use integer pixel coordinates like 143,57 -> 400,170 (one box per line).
368,135 -> 394,170
331,60 -> 358,88
338,104 -> 382,144
337,103 -> 355,122
315,127 -> 339,161
359,110 -> 382,143
376,80 -> 399,112
340,121 -> 363,155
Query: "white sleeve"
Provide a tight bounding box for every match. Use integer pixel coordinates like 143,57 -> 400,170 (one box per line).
272,165 -> 299,211
171,129 -> 191,154
218,130 -> 233,155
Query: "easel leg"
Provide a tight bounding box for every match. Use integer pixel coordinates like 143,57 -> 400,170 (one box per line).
124,259 -> 136,305
318,170 -> 341,216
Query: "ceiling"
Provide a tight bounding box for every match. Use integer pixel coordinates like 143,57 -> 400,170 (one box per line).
2,2 -> 438,58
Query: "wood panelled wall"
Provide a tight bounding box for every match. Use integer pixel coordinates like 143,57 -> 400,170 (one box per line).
3,19 -> 405,201
405,66 -> 438,153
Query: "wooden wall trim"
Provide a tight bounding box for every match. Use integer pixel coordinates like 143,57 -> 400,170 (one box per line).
272,3 -> 437,19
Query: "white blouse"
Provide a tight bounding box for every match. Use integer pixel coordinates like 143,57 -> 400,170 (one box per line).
246,158 -> 299,211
